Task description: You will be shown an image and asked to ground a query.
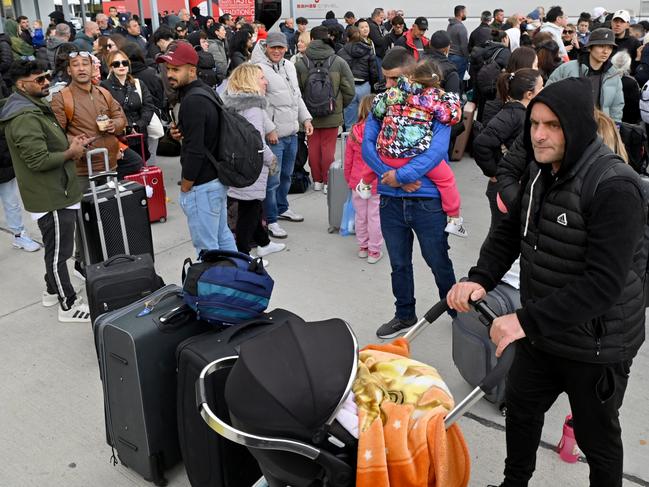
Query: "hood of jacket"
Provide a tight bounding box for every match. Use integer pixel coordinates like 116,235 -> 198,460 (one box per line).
49,11 -> 65,24
250,41 -> 271,65
222,92 -> 268,112
352,119 -> 365,143
343,41 -> 372,59
541,22 -> 562,34
448,18 -> 462,26
279,23 -> 295,34
304,40 -> 335,61
47,36 -> 66,51
5,19 -> 19,38
524,77 -> 598,177
0,91 -> 42,123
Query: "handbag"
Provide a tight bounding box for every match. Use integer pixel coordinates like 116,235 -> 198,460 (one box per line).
134,79 -> 164,139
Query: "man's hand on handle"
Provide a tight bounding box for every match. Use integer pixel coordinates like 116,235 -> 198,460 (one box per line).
446,281 -> 486,313
490,313 -> 526,357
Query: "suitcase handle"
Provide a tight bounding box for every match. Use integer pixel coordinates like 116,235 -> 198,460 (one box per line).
102,254 -> 136,267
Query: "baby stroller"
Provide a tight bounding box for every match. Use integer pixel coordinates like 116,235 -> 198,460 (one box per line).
196,299 -> 514,487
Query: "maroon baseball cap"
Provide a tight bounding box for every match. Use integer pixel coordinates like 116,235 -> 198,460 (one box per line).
156,41 -> 198,66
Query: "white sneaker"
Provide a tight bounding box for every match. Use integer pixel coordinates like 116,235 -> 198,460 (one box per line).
12,232 -> 40,252
313,182 -> 323,191
42,291 -> 59,307
358,248 -> 369,258
58,299 -> 91,323
355,180 -> 372,200
261,259 -> 269,268
257,241 -> 286,257
367,251 -> 383,264
43,285 -> 82,307
278,209 -> 304,222
267,222 -> 288,239
445,217 -> 468,238
323,184 -> 328,195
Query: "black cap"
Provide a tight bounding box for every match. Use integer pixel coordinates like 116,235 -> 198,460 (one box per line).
430,30 -> 451,48
414,16 -> 428,30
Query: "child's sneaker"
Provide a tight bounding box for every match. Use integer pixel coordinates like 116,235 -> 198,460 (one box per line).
355,180 -> 372,200
358,247 -> 368,258
367,251 -> 383,264
58,298 -> 91,323
12,231 -> 40,252
445,216 -> 468,238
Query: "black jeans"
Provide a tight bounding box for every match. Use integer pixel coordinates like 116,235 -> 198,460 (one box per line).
38,209 -> 78,310
502,338 -> 631,487
234,199 -> 270,254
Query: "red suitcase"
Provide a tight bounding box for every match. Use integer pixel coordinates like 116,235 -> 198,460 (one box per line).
124,133 -> 168,223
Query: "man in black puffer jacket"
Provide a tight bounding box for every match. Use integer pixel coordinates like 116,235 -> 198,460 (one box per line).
448,77 -> 647,487
421,30 -> 460,95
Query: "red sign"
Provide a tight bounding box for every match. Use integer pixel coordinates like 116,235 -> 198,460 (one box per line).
217,0 -> 255,20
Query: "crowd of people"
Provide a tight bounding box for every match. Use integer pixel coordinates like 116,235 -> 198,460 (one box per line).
0,4 -> 647,487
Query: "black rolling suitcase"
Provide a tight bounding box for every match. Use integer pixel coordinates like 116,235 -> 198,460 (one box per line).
81,148 -> 164,323
452,282 -> 520,412
78,148 -> 154,265
176,309 -> 304,487
94,284 -> 211,486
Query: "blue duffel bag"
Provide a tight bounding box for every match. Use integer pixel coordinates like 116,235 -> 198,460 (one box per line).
182,250 -> 274,325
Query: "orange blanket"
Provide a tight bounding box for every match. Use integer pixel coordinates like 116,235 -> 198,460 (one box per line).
354,338 -> 470,487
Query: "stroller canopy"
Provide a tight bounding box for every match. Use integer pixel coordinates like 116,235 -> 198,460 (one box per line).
225,318 -> 357,443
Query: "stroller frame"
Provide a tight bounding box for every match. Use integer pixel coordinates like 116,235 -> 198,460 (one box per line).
196,299 -> 515,486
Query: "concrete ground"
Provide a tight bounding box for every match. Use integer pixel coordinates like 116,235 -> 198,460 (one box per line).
0,148 -> 648,487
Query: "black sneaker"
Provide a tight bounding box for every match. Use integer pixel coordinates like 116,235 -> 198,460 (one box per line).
376,316 -> 418,339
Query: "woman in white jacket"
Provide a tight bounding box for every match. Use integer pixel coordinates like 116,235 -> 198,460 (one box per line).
222,63 -> 286,261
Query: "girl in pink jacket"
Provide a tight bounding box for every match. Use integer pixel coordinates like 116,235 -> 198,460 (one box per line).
344,95 -> 384,264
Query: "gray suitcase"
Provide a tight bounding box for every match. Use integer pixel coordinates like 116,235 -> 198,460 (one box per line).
94,284 -> 211,485
452,282 -> 520,412
327,132 -> 351,233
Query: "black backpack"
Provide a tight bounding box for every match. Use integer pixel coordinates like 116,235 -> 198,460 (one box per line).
618,122 -> 649,175
186,86 -> 264,188
302,55 -> 337,117
476,48 -> 504,99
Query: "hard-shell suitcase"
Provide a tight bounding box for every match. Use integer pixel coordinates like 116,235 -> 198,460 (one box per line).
451,101 -> 476,161
452,282 -> 520,411
78,148 -> 154,265
94,285 -> 211,486
327,132 -> 351,233
124,133 -> 168,223
176,309 -> 304,487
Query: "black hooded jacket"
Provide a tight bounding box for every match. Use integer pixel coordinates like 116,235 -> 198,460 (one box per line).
421,49 -> 460,94
473,101 -> 527,177
337,41 -> 379,86
470,77 -> 646,364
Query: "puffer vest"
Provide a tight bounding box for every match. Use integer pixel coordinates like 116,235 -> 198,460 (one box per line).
518,139 -> 647,363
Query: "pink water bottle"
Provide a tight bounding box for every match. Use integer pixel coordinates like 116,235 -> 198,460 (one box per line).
557,414 -> 580,463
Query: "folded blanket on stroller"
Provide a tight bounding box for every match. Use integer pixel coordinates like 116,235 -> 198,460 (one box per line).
353,338 -> 470,487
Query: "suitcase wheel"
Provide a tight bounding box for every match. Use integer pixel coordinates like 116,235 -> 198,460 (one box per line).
159,217 -> 166,223
327,226 -> 336,234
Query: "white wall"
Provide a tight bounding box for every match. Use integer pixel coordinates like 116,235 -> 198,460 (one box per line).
16,0 -> 56,23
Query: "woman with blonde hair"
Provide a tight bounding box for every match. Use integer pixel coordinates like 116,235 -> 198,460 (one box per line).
223,63 -> 285,261
594,109 -> 628,162
290,30 -> 310,64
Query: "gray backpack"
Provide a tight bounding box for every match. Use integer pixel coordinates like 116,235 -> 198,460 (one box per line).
302,55 -> 336,117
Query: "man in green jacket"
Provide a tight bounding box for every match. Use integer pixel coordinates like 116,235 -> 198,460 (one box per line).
0,59 -> 90,323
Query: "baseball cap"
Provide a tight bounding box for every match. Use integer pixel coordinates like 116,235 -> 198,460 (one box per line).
414,17 -> 428,31
429,30 -> 451,49
156,41 -> 198,66
585,27 -> 618,47
612,9 -> 631,22
266,31 -> 288,48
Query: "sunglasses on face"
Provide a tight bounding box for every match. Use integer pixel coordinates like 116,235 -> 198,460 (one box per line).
563,30 -> 574,34
26,71 -> 52,85
69,51 -> 91,58
111,60 -> 129,68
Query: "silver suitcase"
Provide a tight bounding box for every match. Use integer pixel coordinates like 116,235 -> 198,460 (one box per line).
327,132 -> 351,233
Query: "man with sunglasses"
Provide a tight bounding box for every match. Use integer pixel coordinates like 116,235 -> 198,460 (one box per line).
0,60 -> 91,322
50,49 -> 130,277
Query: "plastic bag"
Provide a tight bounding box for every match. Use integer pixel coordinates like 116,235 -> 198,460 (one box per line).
339,193 -> 356,236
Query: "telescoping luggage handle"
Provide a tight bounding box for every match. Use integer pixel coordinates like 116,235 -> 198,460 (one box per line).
404,298 -> 516,427
85,148 -> 130,260
195,300 -> 516,473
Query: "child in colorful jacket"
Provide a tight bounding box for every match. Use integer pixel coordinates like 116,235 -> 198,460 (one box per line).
358,60 -> 467,237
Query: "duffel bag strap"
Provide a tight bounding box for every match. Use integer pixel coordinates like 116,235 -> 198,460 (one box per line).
181,257 -> 193,283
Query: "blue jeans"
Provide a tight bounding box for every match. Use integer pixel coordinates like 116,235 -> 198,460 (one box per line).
448,54 -> 468,82
265,134 -> 298,223
379,196 -> 456,320
344,81 -> 371,130
0,178 -> 25,235
179,179 -> 237,255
